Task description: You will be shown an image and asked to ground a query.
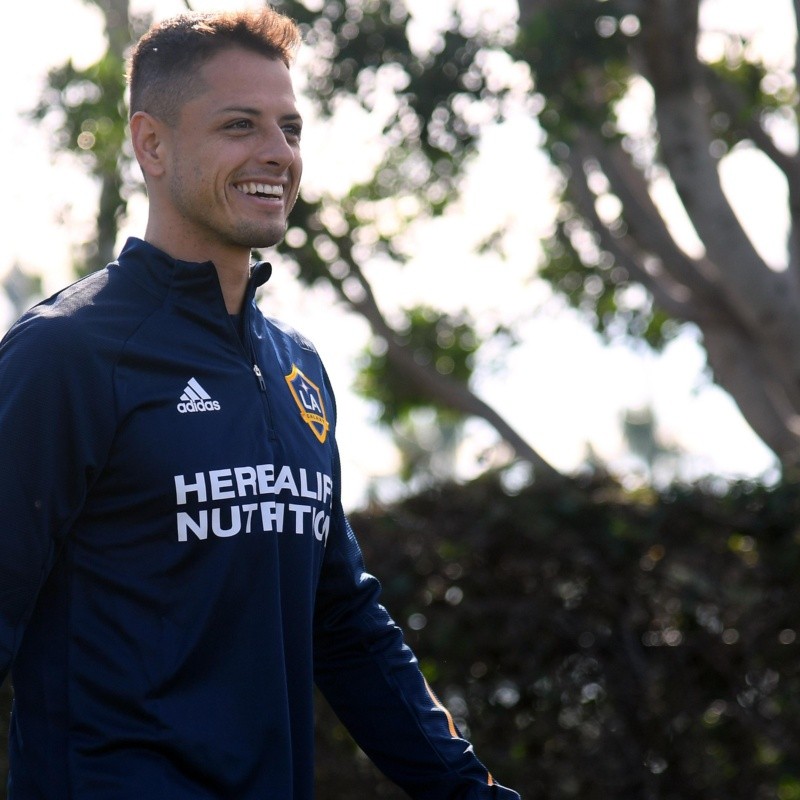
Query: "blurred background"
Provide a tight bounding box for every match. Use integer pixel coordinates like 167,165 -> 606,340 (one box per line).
2,0 -> 800,797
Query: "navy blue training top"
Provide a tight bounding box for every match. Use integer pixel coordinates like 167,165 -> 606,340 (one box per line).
0,238 -> 520,799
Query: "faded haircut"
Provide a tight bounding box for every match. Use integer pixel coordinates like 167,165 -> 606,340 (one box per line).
127,8 -> 301,125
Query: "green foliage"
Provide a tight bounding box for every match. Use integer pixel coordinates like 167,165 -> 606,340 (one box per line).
515,0 -> 637,138
355,306 -> 481,424
540,215 -> 678,348
278,0 -> 498,173
29,43 -> 134,275
29,52 -> 129,176
274,0 -> 520,260
271,1 -> 521,447
704,55 -> 798,151
512,0 -> 800,363
513,1 -> 668,348
314,475 -> 800,798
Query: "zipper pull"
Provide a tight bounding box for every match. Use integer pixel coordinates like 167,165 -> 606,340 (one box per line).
253,364 -> 266,391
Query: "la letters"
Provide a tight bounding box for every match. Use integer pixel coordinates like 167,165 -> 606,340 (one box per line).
174,464 -> 333,544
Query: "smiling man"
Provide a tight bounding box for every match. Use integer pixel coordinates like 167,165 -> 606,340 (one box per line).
0,8 -> 520,800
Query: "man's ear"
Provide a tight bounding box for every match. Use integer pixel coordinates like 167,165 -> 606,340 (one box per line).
130,111 -> 168,179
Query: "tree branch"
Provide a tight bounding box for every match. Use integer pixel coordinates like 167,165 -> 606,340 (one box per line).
701,63 -> 800,277
639,1 -> 780,306
701,324 -> 800,466
318,232 -> 566,485
572,129 -> 725,311
637,0 -> 800,403
564,143 -> 702,321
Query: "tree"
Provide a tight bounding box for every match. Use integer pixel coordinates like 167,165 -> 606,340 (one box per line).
28,0 -> 138,274
272,0 -> 563,481
514,0 -> 800,471
272,0 -> 800,479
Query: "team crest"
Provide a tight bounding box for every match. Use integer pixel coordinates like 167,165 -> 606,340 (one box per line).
285,366 -> 329,444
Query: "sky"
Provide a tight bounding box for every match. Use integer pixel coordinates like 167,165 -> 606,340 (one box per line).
1,0 -> 791,509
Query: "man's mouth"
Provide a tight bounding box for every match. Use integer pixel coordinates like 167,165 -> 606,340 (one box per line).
234,182 -> 284,200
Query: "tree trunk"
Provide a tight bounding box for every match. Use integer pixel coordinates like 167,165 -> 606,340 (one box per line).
517,0 -> 800,470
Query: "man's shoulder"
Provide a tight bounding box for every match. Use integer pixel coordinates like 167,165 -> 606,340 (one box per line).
4,272 -> 106,345
264,315 -> 319,355
30,269 -> 110,319
2,265 -> 153,362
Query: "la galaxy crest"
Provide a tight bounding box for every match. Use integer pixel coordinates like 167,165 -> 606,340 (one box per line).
285,366 -> 329,444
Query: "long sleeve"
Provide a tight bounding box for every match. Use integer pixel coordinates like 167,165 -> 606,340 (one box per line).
0,310 -> 117,680
313,447 -> 520,799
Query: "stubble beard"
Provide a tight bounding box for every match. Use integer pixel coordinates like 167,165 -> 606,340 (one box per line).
173,183 -> 288,250
169,170 -> 288,252
233,217 -> 288,250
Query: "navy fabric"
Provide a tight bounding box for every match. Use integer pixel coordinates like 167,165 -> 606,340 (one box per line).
0,238 -> 520,799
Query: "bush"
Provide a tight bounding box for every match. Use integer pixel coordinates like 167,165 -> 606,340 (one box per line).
315,475 -> 800,798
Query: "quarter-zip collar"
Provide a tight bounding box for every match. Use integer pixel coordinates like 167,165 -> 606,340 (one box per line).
113,237 -> 273,314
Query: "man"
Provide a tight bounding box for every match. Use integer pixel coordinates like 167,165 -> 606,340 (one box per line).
0,8 -> 520,799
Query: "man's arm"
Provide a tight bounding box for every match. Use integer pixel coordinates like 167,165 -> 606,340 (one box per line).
313,499 -> 521,799
0,312 -> 115,680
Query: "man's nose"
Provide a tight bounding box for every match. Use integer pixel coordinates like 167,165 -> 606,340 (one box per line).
256,126 -> 296,168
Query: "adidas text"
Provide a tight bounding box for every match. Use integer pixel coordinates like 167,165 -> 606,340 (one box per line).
177,399 -> 221,414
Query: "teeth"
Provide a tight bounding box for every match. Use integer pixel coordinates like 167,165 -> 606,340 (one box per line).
236,182 -> 284,197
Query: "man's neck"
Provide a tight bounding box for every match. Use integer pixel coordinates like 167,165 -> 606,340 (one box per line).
213,261 -> 250,314
143,229 -> 251,314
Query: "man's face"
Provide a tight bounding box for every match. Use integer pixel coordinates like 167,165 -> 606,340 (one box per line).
161,47 -> 303,257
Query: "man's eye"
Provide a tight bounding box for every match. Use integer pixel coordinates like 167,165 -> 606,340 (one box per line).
227,120 -> 252,130
283,124 -> 302,141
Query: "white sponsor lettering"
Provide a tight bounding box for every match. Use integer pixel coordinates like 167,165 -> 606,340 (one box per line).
177,510 -> 208,540
176,501 -> 328,543
212,506 -> 240,537
273,466 -> 298,496
234,466 -> 258,496
174,463 -> 333,545
313,509 -> 330,542
175,472 -> 207,504
209,469 -> 236,500
177,399 -> 221,414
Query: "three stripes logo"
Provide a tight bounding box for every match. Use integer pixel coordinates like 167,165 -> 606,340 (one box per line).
177,378 -> 221,414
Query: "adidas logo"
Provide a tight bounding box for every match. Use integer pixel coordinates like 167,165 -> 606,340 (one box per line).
177,378 -> 221,414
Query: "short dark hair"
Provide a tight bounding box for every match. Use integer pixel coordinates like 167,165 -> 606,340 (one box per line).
127,8 -> 301,125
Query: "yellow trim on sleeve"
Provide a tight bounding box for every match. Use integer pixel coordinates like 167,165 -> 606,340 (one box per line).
423,678 -> 459,739
424,678 -> 494,786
